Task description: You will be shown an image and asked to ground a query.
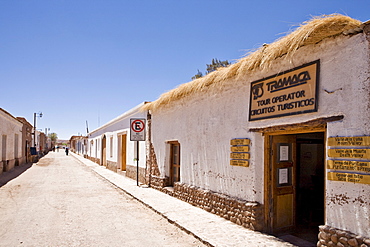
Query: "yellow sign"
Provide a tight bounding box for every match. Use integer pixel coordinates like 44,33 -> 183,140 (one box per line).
230,152 -> 250,160
327,172 -> 370,185
327,160 -> 370,173
230,160 -> 249,167
231,145 -> 250,152
328,149 -> 370,159
249,60 -> 319,121
230,138 -> 250,146
328,136 -> 370,146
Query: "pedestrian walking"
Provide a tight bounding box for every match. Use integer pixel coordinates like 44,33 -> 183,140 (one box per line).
65,147 -> 69,156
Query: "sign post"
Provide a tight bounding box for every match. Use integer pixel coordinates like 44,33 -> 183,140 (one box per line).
130,119 -> 146,186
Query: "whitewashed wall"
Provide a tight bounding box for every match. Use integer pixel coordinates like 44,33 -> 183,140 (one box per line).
0,110 -> 22,162
151,33 -> 369,236
88,103 -> 148,169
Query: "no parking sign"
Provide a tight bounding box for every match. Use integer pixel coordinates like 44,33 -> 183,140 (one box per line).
130,118 -> 146,141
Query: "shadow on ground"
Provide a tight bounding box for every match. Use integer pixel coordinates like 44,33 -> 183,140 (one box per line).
0,163 -> 34,187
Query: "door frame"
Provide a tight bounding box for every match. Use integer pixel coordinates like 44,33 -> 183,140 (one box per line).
101,135 -> 107,166
168,141 -> 180,186
118,133 -> 127,171
263,127 -> 326,234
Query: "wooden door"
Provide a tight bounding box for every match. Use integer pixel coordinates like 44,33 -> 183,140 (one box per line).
121,134 -> 127,171
102,136 -> 107,166
170,142 -> 180,185
270,135 -> 296,233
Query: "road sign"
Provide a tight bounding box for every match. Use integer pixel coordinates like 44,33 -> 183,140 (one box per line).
130,118 -> 146,141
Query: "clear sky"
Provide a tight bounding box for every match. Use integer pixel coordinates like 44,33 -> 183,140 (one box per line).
1,0 -> 369,140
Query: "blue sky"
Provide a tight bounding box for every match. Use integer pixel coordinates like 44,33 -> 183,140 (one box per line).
1,0 -> 369,139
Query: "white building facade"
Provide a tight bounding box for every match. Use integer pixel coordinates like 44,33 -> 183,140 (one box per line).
0,108 -> 23,174
145,16 -> 370,246
87,102 -> 149,183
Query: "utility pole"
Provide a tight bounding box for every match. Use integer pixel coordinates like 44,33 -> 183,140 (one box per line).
33,112 -> 43,147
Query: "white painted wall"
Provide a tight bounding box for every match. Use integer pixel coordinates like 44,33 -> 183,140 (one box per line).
0,109 -> 23,161
88,103 -> 148,169
151,33 -> 370,236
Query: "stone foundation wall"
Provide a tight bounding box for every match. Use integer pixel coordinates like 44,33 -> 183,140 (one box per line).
150,176 -> 168,189
18,156 -> 26,166
318,225 -> 370,247
2,159 -> 15,172
150,177 -> 263,231
87,156 -> 100,165
126,165 -> 146,184
106,160 -> 117,172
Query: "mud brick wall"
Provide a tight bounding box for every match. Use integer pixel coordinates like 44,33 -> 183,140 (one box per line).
318,225 -> 370,247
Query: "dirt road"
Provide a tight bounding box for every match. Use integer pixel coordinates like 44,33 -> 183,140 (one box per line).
0,151 -> 206,247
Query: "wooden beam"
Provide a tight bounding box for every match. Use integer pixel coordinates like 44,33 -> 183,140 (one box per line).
249,115 -> 344,133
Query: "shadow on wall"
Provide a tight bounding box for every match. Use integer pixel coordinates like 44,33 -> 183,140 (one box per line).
0,163 -> 33,187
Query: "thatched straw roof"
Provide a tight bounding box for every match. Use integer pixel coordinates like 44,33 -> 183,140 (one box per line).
143,14 -> 363,112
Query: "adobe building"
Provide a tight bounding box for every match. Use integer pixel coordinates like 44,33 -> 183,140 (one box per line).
143,15 -> 370,246
87,102 -> 149,183
16,117 -> 33,164
0,108 -> 23,173
69,135 -> 88,157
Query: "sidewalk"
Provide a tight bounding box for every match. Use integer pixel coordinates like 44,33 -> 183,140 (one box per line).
70,152 -> 297,247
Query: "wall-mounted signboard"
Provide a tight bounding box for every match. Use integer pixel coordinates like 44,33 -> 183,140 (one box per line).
230,138 -> 250,167
327,135 -> 370,185
249,60 -> 319,121
230,160 -> 249,167
327,172 -> 370,185
327,160 -> 370,173
328,148 -> 370,159
328,136 -> 370,146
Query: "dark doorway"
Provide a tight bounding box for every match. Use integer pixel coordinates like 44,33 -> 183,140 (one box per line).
270,132 -> 325,246
294,132 -> 325,243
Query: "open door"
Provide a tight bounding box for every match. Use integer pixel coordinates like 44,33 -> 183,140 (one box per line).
270,135 -> 296,233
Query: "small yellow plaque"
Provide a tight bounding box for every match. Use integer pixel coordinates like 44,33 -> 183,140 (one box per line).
230,152 -> 250,160
328,149 -> 370,159
231,145 -> 250,152
230,160 -> 249,167
327,172 -> 370,185
328,136 -> 370,147
327,160 -> 370,173
230,138 -> 250,146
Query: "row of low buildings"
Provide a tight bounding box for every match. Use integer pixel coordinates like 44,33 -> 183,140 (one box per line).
71,15 -> 370,246
0,108 -> 52,175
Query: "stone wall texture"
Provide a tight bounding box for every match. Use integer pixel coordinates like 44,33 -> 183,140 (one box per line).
318,225 -> 370,247
87,157 -> 100,165
150,176 -> 263,231
126,165 -> 146,184
106,160 -> 117,172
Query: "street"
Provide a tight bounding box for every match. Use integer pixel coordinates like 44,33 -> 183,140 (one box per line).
0,151 -> 206,247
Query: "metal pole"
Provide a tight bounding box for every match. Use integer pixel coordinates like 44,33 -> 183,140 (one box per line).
33,113 -> 36,147
136,141 -> 139,186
